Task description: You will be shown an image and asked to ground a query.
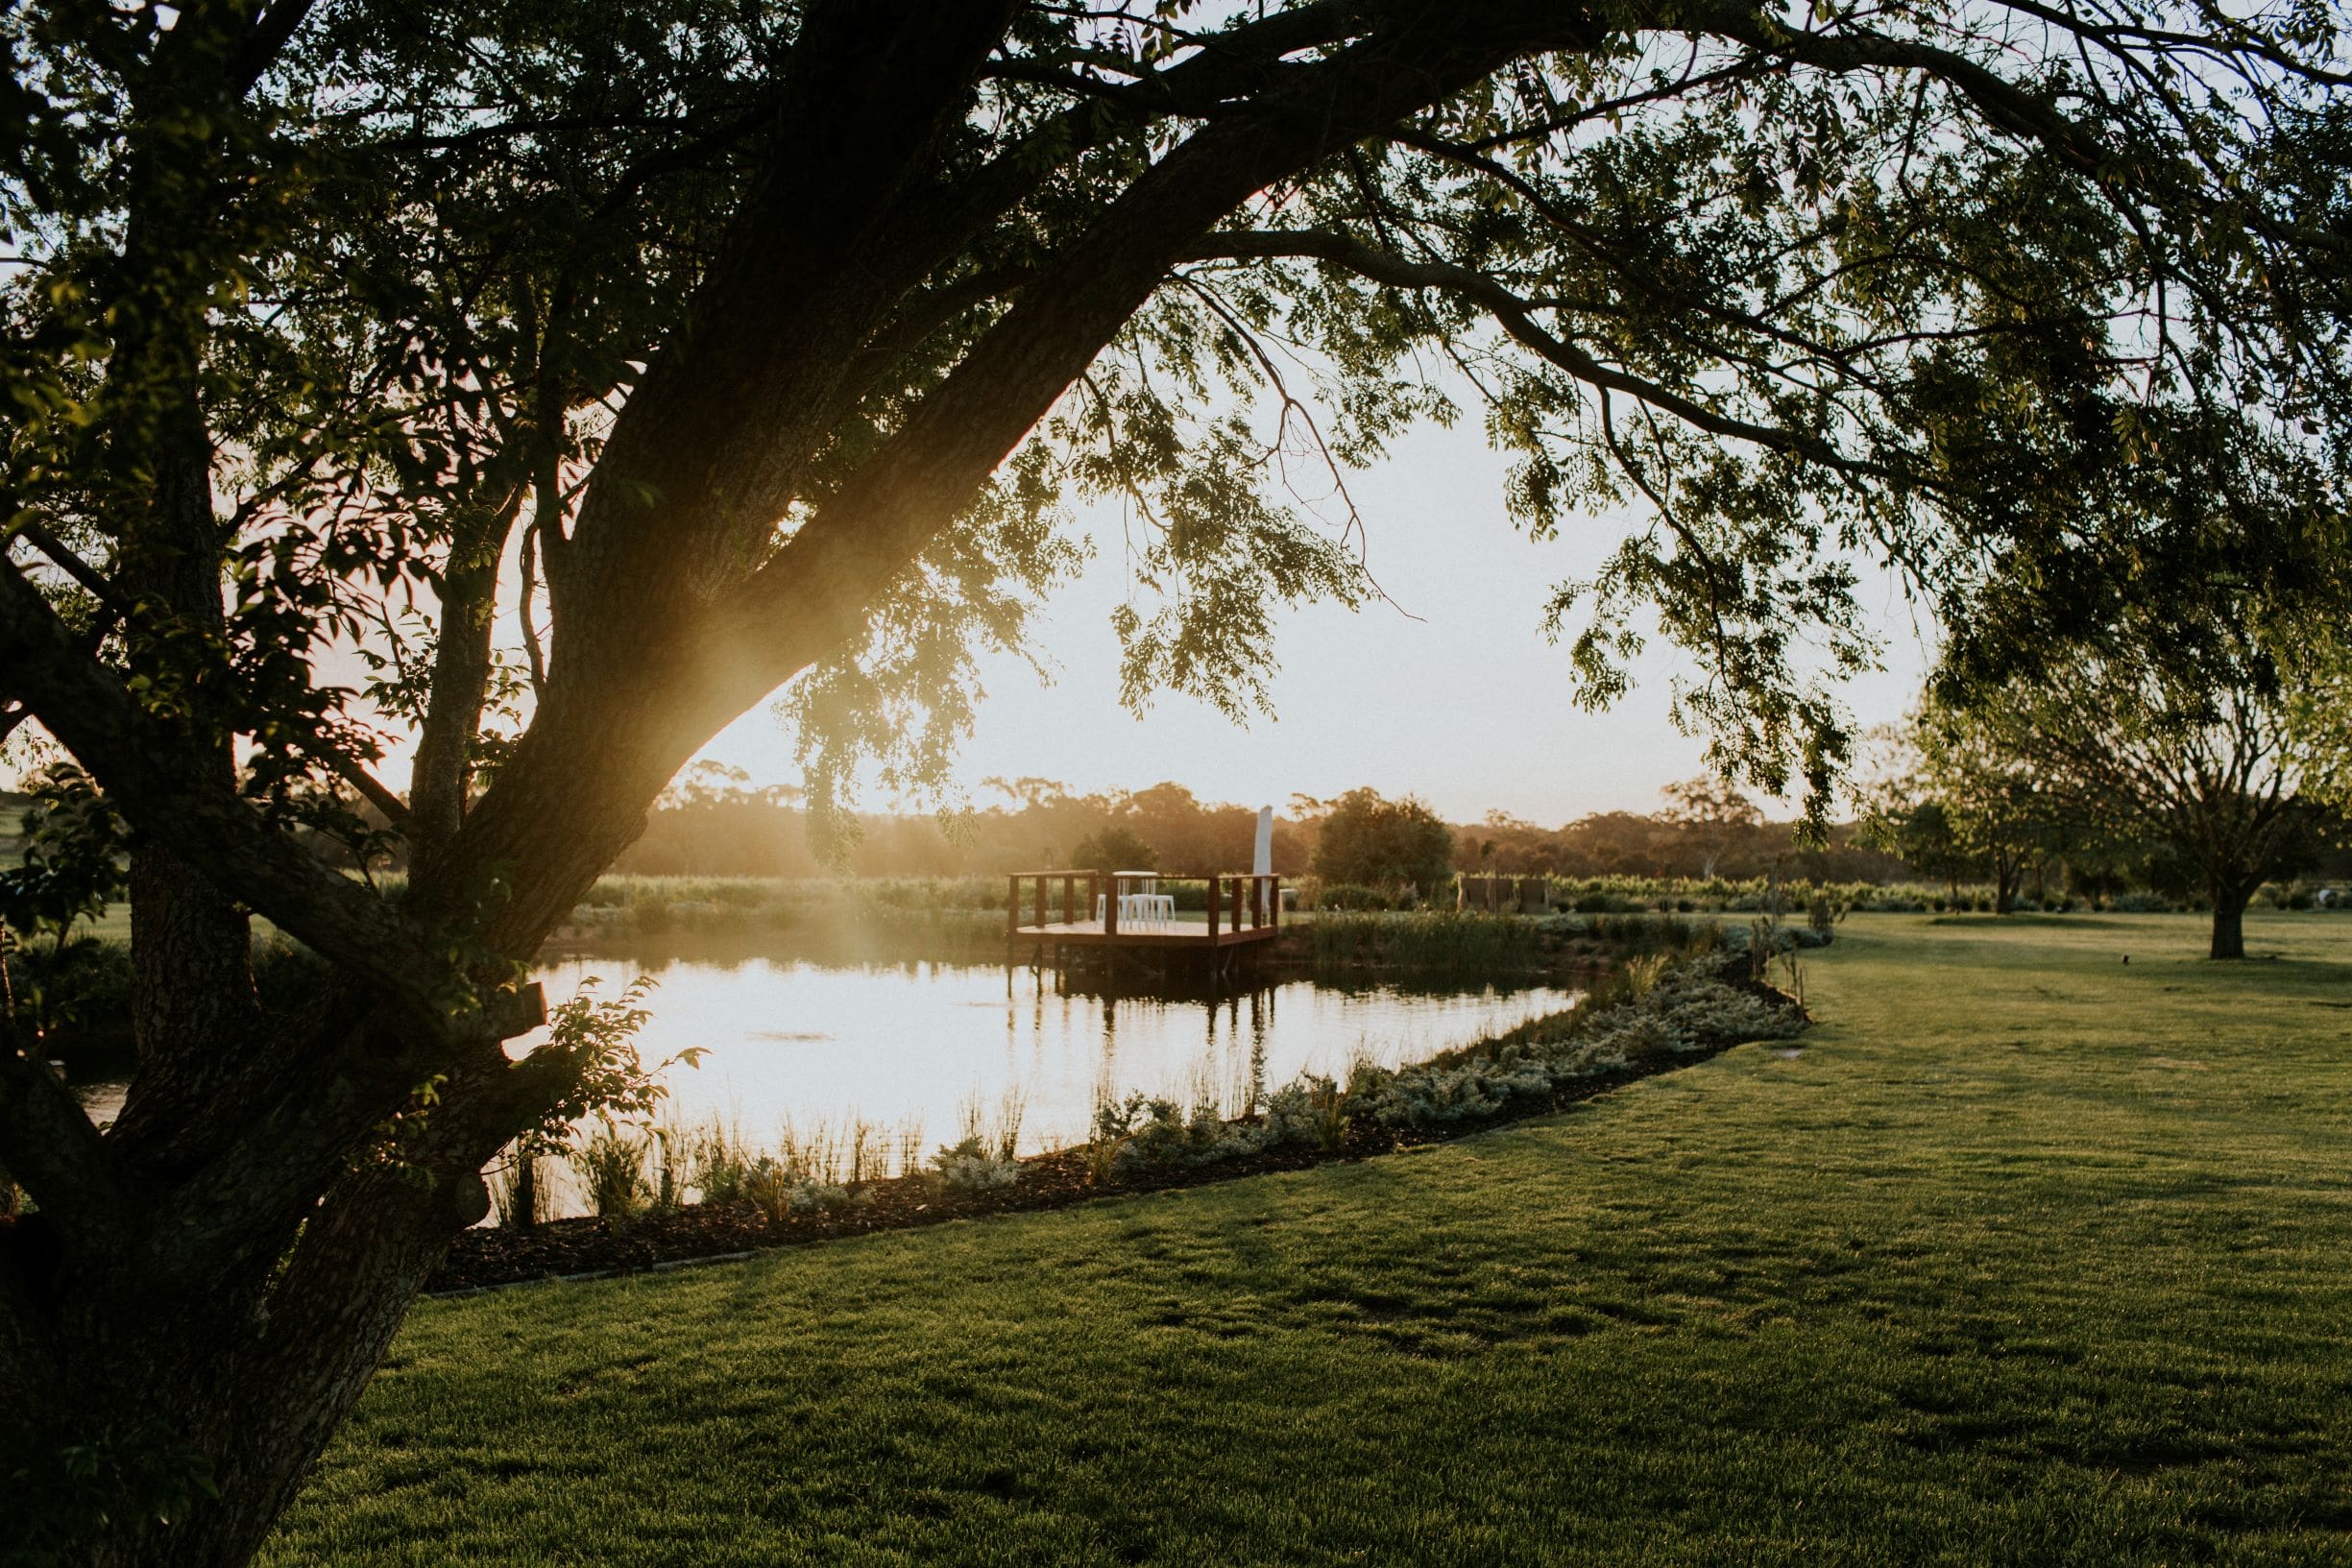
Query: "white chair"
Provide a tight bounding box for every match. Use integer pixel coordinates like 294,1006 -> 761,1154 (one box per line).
1122,873 -> 1176,929
1095,873 -> 1172,929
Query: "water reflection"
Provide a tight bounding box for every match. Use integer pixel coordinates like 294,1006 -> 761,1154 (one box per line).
521,946 -> 1579,1155
71,948 -> 1580,1188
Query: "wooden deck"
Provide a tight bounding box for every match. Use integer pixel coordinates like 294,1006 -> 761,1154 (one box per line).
1015,916 -> 1279,948
1006,871 -> 1282,950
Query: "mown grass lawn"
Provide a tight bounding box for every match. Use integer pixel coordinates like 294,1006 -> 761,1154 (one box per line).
263,913 -> 2352,1566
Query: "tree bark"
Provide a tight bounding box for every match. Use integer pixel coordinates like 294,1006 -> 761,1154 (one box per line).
2209,882 -> 2249,960
108,380 -> 261,1170
12,1044 -> 503,1568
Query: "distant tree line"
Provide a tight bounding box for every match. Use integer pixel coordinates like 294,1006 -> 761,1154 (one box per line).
605,765 -> 1911,889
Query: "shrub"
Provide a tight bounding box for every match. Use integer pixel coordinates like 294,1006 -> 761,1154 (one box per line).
933,1135 -> 1023,1191
1261,1076 -> 1346,1151
1094,1093 -> 1273,1173
741,1155 -> 852,1219
1315,882 -> 1394,911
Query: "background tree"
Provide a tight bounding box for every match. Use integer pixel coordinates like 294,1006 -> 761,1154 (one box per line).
1872,798 -> 1976,904
1309,788 -> 1456,894
1938,632 -> 2334,958
1656,777 -> 1764,880
0,1 -> 2344,1562
1900,698 -> 2083,914
1069,825 -> 1158,876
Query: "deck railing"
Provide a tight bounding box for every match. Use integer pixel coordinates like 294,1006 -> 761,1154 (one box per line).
1005,870 -> 1283,941
1206,873 -> 1281,940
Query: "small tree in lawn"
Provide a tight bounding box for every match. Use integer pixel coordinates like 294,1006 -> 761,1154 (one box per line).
1942,633 -> 2332,959
1890,800 -> 1974,903
1901,699 -> 2077,914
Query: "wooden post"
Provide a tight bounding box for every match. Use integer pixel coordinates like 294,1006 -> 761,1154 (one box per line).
1206,874 -> 1221,943
1006,875 -> 1020,936
1272,876 -> 1282,932
1034,876 -> 1046,932
1062,874 -> 1076,926
1105,873 -> 1120,937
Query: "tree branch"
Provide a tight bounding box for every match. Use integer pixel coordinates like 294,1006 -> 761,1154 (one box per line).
1184,229 -> 1911,484
0,1028 -> 133,1248
0,564 -> 444,1012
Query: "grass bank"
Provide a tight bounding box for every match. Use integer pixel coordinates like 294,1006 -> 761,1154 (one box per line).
264,912 -> 2352,1565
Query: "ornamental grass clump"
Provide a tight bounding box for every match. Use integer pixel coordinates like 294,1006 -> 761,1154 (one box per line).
1307,909 -> 1539,977
490,1137 -> 559,1231
740,1155 -> 851,1220
687,1117 -> 757,1206
572,1119 -> 655,1221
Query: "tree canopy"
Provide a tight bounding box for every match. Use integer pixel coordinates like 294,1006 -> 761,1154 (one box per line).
2,2 -> 2347,1562
1310,786 -> 1456,892
1928,624 -> 2335,955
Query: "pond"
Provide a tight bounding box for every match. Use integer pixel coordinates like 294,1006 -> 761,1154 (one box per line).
524,943 -> 1577,1154
72,943 -> 1581,1214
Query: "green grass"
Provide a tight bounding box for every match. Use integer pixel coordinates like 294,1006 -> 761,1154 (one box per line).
261,912 -> 2352,1566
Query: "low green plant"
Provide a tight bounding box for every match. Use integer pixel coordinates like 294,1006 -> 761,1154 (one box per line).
572,1119 -> 654,1222
932,1136 -> 1022,1192
686,1117 -> 757,1205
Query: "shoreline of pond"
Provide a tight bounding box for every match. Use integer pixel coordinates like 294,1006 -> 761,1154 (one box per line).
428,953 -> 1803,1294
429,1033 -> 1736,1296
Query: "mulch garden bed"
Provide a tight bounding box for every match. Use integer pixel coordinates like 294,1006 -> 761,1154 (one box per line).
426,990 -> 1789,1296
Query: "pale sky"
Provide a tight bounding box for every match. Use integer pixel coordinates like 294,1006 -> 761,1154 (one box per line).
5,402 -> 1933,821
699,416 -> 1935,824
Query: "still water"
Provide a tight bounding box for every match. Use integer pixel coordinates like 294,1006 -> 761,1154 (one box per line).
522,946 -> 1580,1157
72,949 -> 1579,1205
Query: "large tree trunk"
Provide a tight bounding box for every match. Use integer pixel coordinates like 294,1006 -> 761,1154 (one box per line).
12,1088 -> 496,1568
2209,882 -> 2250,960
